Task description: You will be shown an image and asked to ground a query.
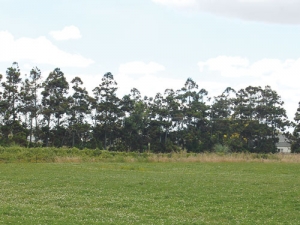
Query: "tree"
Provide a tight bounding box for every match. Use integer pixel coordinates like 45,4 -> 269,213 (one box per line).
0,62 -> 26,144
174,78 -> 199,150
124,95 -> 150,151
291,102 -> 300,152
19,67 -> 42,145
1,62 -> 22,123
233,86 -> 289,153
92,72 -> 122,150
162,89 -> 181,151
41,68 -> 69,147
119,88 -> 150,151
187,88 -> 210,152
175,78 -> 211,152
67,77 -> 92,148
0,73 -> 4,124
211,87 -> 238,150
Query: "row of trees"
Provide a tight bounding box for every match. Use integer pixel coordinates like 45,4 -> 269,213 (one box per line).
0,62 -> 299,153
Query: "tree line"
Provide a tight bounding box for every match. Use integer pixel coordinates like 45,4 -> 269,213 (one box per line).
1,62 -> 300,153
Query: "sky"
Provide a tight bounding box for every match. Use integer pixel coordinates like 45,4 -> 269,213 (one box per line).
1,0 -> 300,122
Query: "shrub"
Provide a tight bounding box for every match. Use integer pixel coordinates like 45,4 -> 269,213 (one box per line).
213,144 -> 231,154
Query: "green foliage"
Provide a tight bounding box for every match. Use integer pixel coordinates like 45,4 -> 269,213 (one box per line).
213,143 -> 231,154
41,68 -> 69,147
291,102 -> 300,153
0,63 -> 296,153
0,146 -> 294,163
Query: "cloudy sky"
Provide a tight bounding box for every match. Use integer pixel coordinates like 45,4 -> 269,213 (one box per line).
1,0 -> 300,121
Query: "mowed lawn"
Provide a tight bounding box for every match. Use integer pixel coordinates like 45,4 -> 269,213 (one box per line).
0,162 -> 300,224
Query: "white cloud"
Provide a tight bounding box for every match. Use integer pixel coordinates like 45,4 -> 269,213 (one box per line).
116,61 -> 229,103
119,61 -> 165,75
64,61 -> 168,99
115,73 -> 184,98
0,31 -> 94,67
116,61 -> 170,97
198,56 -> 300,85
49,26 -> 82,41
198,56 -> 250,77
152,0 -> 300,24
198,55 -> 300,120
152,0 -> 197,8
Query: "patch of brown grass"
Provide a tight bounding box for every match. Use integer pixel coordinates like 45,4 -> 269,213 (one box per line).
52,152 -> 300,163
279,154 -> 300,163
54,156 -> 83,163
147,152 -> 300,163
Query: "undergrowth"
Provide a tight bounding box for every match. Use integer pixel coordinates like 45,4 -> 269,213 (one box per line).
0,146 -> 299,163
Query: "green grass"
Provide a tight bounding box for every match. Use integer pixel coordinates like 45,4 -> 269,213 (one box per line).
0,162 -> 300,224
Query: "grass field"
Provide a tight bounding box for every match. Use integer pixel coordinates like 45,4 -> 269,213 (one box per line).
0,162 -> 300,224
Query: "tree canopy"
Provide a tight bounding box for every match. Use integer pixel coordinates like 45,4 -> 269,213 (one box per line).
0,63 -> 296,153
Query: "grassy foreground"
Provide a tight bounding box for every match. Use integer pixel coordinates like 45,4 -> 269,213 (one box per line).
0,162 -> 300,224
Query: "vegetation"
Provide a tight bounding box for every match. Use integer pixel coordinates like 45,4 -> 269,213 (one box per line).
0,146 -> 300,163
0,162 -> 300,224
0,62 -> 298,153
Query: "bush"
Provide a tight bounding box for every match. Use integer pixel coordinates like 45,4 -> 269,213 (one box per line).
213,144 -> 231,154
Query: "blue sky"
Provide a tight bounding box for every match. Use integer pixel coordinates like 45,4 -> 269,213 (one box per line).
1,0 -> 300,121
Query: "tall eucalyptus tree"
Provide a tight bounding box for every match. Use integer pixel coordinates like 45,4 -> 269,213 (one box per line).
1,62 -> 22,124
291,102 -> 300,152
19,67 -> 42,144
67,77 -> 92,147
92,72 -> 121,149
211,87 -> 237,148
163,89 -> 180,149
0,62 -> 25,144
177,78 -> 211,151
41,68 -> 69,146
120,88 -> 151,151
233,86 -> 289,152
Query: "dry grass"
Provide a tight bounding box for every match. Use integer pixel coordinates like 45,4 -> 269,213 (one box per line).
3,145 -> 300,163
146,152 -> 300,163
51,152 -> 300,163
280,153 -> 300,163
54,156 -> 84,163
